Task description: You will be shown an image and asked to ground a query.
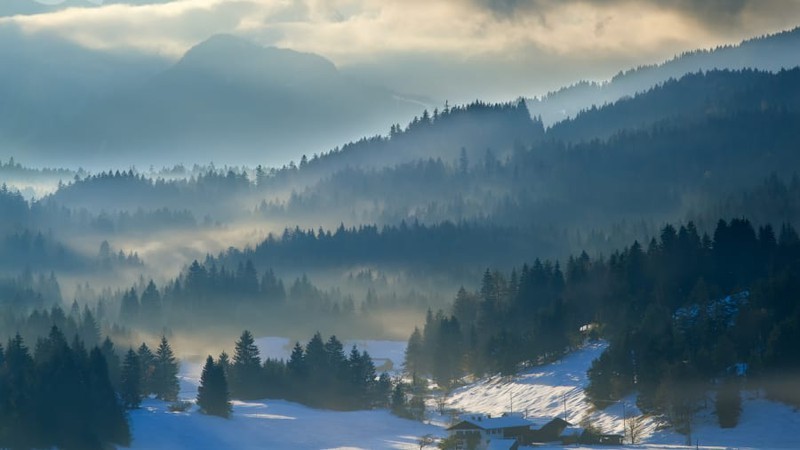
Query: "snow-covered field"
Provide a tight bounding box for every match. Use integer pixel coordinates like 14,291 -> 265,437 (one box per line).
129,398 -> 442,450
446,340 -> 800,449
128,337 -> 800,449
128,337 -> 442,450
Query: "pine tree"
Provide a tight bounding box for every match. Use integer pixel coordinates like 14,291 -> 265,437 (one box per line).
87,348 -> 132,447
153,336 -> 180,401
197,356 -> 232,418
218,350 -> 231,380
231,330 -> 262,399
119,288 -> 140,324
100,337 -> 122,389
120,349 -> 142,409
287,342 -> 307,379
80,305 -> 100,348
391,382 -> 407,417
324,335 -> 347,376
2,334 -> 35,448
375,372 -> 392,408
139,280 -> 162,327
404,327 -> 423,375
304,332 -> 327,374
137,342 -> 155,397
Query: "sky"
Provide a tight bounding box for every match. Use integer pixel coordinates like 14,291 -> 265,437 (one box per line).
2,0 -> 800,102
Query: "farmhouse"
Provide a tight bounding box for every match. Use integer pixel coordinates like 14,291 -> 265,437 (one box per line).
447,413 -> 531,449
446,413 -> 575,449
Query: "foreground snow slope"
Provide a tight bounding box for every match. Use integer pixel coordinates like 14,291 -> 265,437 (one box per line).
446,340 -> 800,449
129,399 -> 442,450
129,337 -> 442,450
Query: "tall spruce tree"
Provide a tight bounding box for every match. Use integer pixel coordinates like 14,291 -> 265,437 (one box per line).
231,330 -> 262,400
391,382 -> 408,417
197,356 -> 232,418
2,334 -> 35,448
87,348 -> 132,447
100,337 -> 122,389
79,305 -> 100,348
139,280 -> 162,327
153,336 -> 180,401
137,342 -> 155,397
120,348 -> 142,409
404,326 -> 423,375
119,288 -> 140,324
218,350 -> 231,380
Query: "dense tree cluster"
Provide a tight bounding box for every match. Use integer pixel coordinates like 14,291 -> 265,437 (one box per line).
197,355 -> 232,418
48,168 -> 250,214
113,259 -> 440,338
405,259 -> 577,388
216,331 -> 392,411
218,221 -> 555,274
0,302 -> 100,349
0,328 -> 130,449
116,261 -> 285,330
389,375 -> 428,421
406,218 -> 800,431
583,218 -> 800,423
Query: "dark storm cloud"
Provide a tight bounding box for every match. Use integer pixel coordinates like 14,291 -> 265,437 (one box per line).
474,0 -> 783,28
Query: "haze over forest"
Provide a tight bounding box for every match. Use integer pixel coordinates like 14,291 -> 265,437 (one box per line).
2,2 -> 800,449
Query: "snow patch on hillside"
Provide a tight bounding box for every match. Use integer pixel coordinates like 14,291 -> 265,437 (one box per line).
446,340 -> 800,449
446,341 -> 621,428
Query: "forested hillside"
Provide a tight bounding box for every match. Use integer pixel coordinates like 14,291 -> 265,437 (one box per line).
406,218 -> 800,430
527,27 -> 800,125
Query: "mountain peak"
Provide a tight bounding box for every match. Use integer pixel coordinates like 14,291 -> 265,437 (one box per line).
177,34 -> 338,82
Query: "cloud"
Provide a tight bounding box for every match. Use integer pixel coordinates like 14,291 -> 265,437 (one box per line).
472,0 -> 774,25
1,0 -> 798,99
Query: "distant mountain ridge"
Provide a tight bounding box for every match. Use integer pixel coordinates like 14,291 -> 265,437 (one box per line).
548,68 -> 800,143
529,26 -> 800,126
3,34 -> 422,167
176,34 -> 339,84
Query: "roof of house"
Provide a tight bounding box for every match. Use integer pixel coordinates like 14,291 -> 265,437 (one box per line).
526,417 -> 556,430
447,414 -> 534,431
486,438 -> 518,450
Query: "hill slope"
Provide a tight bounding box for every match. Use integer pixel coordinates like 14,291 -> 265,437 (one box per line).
446,341 -> 800,448
528,27 -> 800,126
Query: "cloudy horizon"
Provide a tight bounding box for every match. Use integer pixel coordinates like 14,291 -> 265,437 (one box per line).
2,0 -> 799,101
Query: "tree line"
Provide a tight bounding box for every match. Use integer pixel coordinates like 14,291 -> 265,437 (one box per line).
0,306 -> 183,448
196,330 -> 393,415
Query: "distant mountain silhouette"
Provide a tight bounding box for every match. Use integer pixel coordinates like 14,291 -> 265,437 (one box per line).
18,34 -> 422,166
0,27 -> 166,148
529,27 -> 800,126
548,68 -> 800,143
